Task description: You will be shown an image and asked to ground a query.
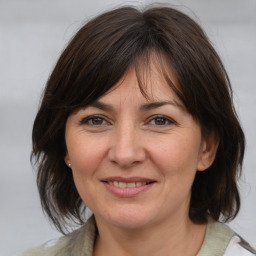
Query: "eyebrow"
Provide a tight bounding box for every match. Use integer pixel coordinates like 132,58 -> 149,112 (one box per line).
90,101 -> 114,111
90,100 -> 184,112
139,100 -> 184,111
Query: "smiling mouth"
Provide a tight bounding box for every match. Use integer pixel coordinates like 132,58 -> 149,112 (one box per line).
101,178 -> 156,197
103,181 -> 153,188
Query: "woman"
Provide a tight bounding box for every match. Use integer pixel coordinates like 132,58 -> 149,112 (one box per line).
19,5 -> 255,256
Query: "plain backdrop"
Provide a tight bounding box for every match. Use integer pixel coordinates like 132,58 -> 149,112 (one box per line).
0,0 -> 255,255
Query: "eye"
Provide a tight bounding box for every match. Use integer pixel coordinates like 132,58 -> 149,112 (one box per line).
80,115 -> 109,126
148,115 -> 175,126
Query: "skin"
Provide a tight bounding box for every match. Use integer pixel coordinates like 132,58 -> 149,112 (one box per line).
65,62 -> 218,256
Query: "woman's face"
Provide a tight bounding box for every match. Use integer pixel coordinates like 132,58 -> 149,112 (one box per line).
65,64 -> 215,230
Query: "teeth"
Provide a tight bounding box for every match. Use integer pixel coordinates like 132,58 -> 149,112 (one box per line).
119,182 -> 126,188
127,182 -> 135,188
107,181 -> 147,188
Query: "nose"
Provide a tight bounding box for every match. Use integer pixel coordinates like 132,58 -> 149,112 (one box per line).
108,123 -> 146,168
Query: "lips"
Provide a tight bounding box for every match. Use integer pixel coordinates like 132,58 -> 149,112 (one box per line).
101,177 -> 156,197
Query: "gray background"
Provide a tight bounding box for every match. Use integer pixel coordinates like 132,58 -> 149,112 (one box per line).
0,0 -> 255,255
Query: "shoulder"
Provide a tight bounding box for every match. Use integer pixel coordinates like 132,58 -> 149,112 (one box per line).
14,216 -> 97,256
224,235 -> 256,256
197,219 -> 256,256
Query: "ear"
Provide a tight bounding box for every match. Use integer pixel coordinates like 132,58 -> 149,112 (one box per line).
64,152 -> 71,167
197,131 -> 219,171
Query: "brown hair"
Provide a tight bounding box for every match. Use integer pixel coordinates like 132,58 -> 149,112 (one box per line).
32,6 -> 245,233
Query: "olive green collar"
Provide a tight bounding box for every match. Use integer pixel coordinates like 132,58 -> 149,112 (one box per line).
197,219 -> 235,256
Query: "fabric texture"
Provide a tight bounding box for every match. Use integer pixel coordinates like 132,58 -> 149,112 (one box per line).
15,216 -> 96,256
197,219 -> 235,255
15,216 -> 255,256
197,219 -> 256,256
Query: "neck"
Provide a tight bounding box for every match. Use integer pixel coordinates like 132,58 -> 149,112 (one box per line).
93,214 -> 206,256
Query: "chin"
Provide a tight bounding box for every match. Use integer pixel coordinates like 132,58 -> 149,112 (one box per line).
98,207 -> 158,230
110,217 -> 151,230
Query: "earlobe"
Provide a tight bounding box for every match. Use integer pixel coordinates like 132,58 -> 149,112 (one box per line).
197,132 -> 219,171
64,153 -> 72,168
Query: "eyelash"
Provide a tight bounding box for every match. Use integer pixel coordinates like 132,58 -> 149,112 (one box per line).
80,115 -> 175,127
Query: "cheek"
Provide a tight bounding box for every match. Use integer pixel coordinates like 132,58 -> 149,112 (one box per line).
65,136 -> 108,199
149,132 -> 202,177
67,135 -> 107,173
68,142 -> 104,209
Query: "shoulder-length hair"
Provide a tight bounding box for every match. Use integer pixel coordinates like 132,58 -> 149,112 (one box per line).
32,6 -> 245,233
